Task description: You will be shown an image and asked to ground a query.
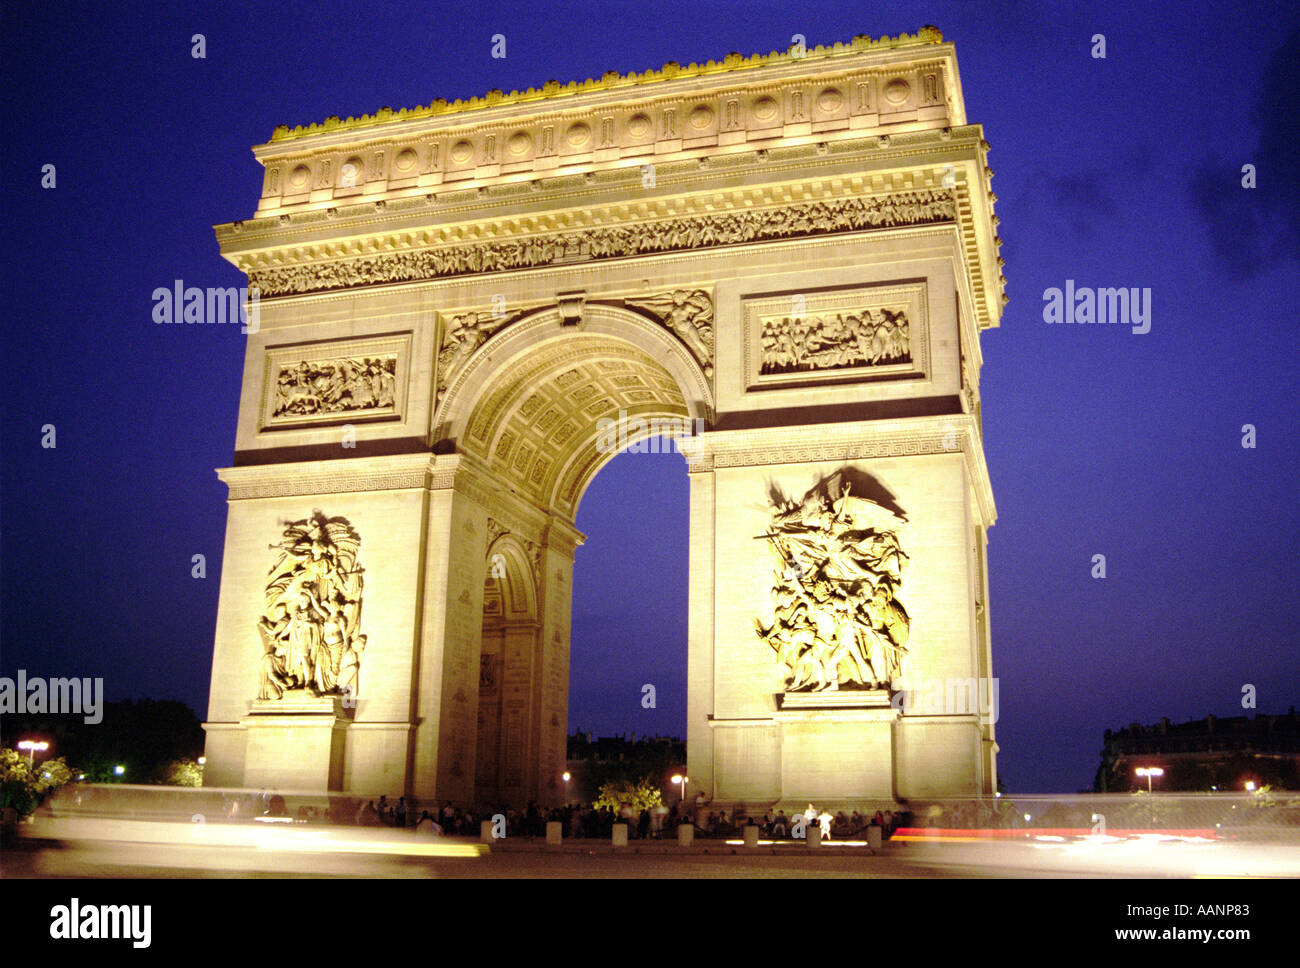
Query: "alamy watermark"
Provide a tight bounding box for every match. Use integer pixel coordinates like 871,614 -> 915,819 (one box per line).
0,671 -> 103,724
152,280 -> 260,333
1042,280 -> 1150,334
594,409 -> 705,455
890,676 -> 999,725
50,898 -> 150,948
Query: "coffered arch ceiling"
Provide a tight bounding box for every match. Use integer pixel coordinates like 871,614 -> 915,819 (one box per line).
460,332 -> 689,517
438,302 -> 710,517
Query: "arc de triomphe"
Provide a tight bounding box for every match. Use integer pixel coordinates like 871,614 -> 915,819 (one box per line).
202,26 -> 1004,807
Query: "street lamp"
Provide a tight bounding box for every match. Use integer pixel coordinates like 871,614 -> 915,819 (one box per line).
114,765 -> 125,777
1135,766 -> 1164,794
1244,781 -> 1256,792
671,773 -> 688,805
562,771 -> 570,803
17,740 -> 49,766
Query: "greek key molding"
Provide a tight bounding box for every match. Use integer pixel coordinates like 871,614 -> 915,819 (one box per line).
219,455 -> 440,501
709,431 -> 970,469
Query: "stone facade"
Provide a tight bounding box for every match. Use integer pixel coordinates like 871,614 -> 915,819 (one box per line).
202,27 -> 1004,807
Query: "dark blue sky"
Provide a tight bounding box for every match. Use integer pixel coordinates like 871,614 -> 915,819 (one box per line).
3,1 -> 1297,793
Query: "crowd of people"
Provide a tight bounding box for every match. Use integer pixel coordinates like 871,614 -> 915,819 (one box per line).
321,793 -> 912,841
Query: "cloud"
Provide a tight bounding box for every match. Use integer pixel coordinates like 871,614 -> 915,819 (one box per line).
1049,170 -> 1118,237
1189,27 -> 1300,279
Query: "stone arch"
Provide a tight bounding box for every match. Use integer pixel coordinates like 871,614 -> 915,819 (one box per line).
483,532 -> 537,621
435,302 -> 712,514
477,531 -> 541,804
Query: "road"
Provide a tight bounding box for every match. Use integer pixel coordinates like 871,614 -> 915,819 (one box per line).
4,817 -> 1297,878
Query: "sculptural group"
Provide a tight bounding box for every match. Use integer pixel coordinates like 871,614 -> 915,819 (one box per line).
257,510 -> 366,703
272,357 -> 397,417
755,474 -> 911,692
760,307 -> 910,375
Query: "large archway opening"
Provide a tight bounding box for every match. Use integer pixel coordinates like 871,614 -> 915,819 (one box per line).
437,303 -> 711,808
567,436 -> 689,803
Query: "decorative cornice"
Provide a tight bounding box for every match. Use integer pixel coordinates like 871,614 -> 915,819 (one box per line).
681,415 -> 996,525
269,27 -> 944,143
710,431 -> 962,468
246,189 -> 955,298
219,128 -> 982,247
217,454 -> 439,500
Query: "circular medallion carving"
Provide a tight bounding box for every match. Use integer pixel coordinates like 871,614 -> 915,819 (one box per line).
507,131 -> 533,156
341,157 -> 364,185
883,78 -> 911,105
394,148 -> 418,172
565,122 -> 591,147
627,113 -> 651,137
752,96 -> 778,120
288,165 -> 310,189
688,105 -> 714,129
450,140 -> 474,164
817,87 -> 844,112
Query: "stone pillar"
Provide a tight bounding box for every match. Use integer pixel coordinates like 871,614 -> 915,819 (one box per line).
411,463 -> 487,805
241,697 -> 348,791
683,452 -> 716,800
612,824 -> 629,846
202,455 -> 438,798
677,823 -> 694,846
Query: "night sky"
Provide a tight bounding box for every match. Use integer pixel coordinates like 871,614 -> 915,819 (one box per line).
3,1 -> 1297,793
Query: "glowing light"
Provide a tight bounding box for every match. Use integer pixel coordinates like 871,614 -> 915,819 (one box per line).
1135,766 -> 1164,794
1245,781 -> 1256,792
17,740 -> 49,766
198,757 -> 206,766
114,766 -> 125,775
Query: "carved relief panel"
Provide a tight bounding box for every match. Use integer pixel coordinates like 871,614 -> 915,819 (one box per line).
742,282 -> 928,391
259,332 -> 412,430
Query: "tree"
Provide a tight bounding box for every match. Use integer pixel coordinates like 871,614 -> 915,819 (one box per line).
593,777 -> 664,814
160,758 -> 203,787
1,748 -> 74,818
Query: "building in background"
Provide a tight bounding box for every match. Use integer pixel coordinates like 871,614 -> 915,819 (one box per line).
1095,710 -> 1300,792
